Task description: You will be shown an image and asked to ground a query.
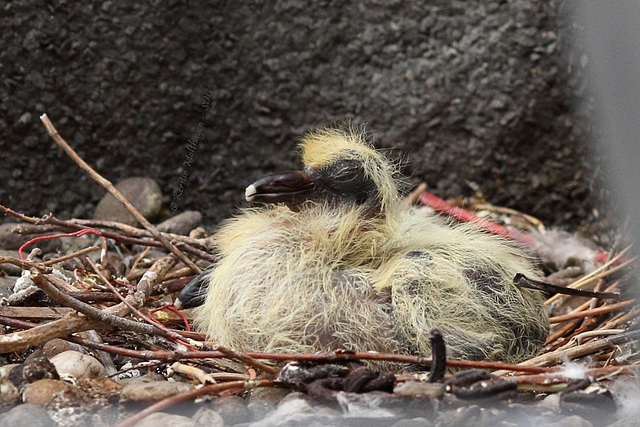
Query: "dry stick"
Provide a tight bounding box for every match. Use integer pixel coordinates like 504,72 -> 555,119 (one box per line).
87,257 -> 273,373
169,361 -> 247,385
600,306 -> 640,329
70,218 -> 212,248
0,256 -> 176,353
0,206 -> 213,260
471,202 -> 545,230
85,257 -> 200,349
559,281 -> 622,317
0,255 -> 53,273
85,329 -> 118,376
545,320 -> 581,346
127,246 -> 151,280
39,113 -> 201,274
0,311 -> 104,354
502,335 -> 618,369
207,343 -> 280,375
0,312 -> 559,375
545,281 -> 627,349
13,216 -> 214,257
43,215 -> 215,260
514,273 -> 621,300
548,299 -> 637,324
106,255 -> 177,317
545,246 -> 633,305
34,270 -> 158,334
43,245 -> 100,266
403,183 -> 427,206
0,204 -> 40,223
510,364 -> 640,385
115,379 -> 274,427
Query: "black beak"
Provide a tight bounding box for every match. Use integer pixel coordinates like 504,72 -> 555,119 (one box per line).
245,170 -> 316,203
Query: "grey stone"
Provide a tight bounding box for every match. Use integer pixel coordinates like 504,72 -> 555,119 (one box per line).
120,379 -> 194,402
156,210 -> 202,235
133,412 -> 197,427
191,407 -> 224,427
0,276 -> 17,299
207,395 -> 250,425
0,403 -> 55,427
94,177 -> 162,227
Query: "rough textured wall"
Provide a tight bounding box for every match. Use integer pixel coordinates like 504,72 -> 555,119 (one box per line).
1,1 -> 599,228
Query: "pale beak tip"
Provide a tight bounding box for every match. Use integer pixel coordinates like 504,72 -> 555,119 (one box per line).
245,184 -> 257,201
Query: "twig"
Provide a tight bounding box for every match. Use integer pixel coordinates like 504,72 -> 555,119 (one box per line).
0,255 -> 53,273
470,202 -> 545,230
207,343 -> 280,375
85,257 -> 199,349
0,204 -> 40,223
86,330 -> 118,376
0,311 -> 103,354
169,361 -> 245,385
39,113 -> 201,274
106,255 -> 177,318
544,246 -> 633,305
43,245 -> 100,266
403,183 -> 427,206
499,335 -> 618,369
69,218 -> 212,248
0,313 -> 560,374
33,270 -> 158,334
515,273 -> 621,300
549,299 -> 636,324
0,256 -> 177,353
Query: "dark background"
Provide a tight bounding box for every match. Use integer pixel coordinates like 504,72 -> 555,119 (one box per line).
1,1 -> 606,234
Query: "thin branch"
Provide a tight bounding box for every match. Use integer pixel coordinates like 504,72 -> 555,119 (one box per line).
39,113 -> 201,274
85,257 -> 199,349
514,273 -> 621,300
549,299 -> 636,324
43,245 -> 100,266
0,204 -> 40,223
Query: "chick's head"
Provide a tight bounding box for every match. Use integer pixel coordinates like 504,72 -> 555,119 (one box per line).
245,128 -> 400,216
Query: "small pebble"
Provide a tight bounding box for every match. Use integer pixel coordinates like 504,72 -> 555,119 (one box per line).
206,395 -> 250,425
546,415 -> 593,427
23,378 -> 87,407
120,379 -> 194,402
133,412 -> 197,427
0,224 -> 31,250
0,276 -> 18,299
247,399 -> 277,422
0,364 -> 21,404
40,338 -> 86,358
0,403 -> 55,427
50,350 -> 106,381
94,177 -> 162,226
391,418 -> 435,427
0,249 -> 23,275
21,356 -> 60,384
191,407 -> 224,427
156,210 -> 202,235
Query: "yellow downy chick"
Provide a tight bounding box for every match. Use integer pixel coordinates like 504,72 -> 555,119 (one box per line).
194,128 -> 549,367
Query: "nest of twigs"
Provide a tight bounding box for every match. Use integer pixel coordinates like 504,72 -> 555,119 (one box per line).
0,115 -> 638,427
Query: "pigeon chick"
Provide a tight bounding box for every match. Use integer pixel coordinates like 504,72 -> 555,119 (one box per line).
191,127 -> 549,367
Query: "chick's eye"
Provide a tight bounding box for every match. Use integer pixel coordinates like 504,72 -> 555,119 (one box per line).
328,160 -> 362,182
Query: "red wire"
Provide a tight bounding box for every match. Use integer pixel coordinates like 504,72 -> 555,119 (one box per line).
19,228 -> 103,260
418,192 -> 537,246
